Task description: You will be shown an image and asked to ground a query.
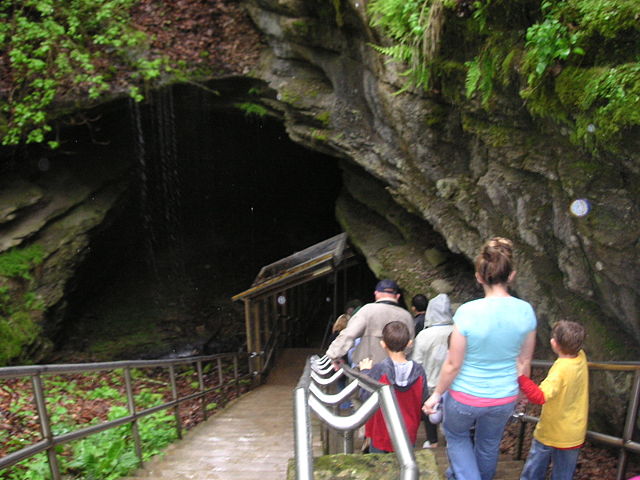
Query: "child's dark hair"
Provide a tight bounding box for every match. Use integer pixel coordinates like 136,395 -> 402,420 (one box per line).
411,294 -> 428,312
552,320 -> 585,355
382,321 -> 411,352
475,237 -> 514,286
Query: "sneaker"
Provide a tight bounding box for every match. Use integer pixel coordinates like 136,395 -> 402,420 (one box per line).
422,441 -> 438,449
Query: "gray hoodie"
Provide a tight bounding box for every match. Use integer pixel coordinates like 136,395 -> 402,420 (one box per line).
413,294 -> 454,391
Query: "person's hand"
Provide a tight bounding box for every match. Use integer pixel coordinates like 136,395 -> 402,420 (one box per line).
332,359 -> 344,371
359,358 -> 373,370
422,391 -> 442,415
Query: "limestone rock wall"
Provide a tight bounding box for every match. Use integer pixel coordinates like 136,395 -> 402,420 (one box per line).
0,149 -> 133,361
245,0 -> 640,360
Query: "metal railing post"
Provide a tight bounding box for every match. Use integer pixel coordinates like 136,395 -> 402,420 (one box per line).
168,365 -> 183,439
616,369 -> 640,480
0,352 -> 258,476
32,374 -> 61,480
378,385 -> 418,480
512,411 -> 526,460
124,367 -> 143,466
197,360 -> 207,421
234,355 -> 240,398
294,383 -> 313,480
343,429 -> 354,454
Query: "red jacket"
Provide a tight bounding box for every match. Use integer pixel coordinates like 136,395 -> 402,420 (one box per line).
361,358 -> 428,452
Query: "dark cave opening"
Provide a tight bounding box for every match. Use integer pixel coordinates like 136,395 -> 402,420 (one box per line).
46,83 -> 381,361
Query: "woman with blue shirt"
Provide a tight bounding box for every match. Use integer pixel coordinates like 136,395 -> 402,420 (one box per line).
423,237 -> 537,480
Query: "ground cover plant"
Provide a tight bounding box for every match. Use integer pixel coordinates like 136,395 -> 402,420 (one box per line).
0,360 -> 251,479
0,0 -> 262,148
367,0 -> 640,153
0,245 -> 46,366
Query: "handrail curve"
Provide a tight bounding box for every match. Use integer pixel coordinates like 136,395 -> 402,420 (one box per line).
294,354 -> 418,480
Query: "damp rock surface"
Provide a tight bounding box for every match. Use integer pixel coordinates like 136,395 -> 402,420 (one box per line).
286,450 -> 443,480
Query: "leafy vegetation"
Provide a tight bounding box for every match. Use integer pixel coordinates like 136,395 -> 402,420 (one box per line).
235,102 -> 268,117
0,245 -> 46,365
0,0 -> 166,148
366,0 -> 640,153
0,363 -> 251,479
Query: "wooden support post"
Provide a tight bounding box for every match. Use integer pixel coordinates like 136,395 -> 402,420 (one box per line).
244,298 -> 255,375
253,300 -> 263,377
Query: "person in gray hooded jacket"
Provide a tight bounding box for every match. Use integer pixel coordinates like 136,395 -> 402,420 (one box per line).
413,293 -> 454,448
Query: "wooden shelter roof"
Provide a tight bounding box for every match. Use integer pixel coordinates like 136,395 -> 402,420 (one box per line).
231,233 -> 354,301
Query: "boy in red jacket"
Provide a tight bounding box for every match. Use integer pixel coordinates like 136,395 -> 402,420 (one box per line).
359,321 -> 429,453
518,320 -> 589,480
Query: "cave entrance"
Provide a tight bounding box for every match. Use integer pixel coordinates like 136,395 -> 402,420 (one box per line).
55,81 -> 378,361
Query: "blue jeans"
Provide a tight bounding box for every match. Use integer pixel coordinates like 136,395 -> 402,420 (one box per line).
443,393 -> 515,480
520,438 -> 580,480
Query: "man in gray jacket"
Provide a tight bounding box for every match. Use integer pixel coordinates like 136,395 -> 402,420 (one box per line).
326,279 -> 414,370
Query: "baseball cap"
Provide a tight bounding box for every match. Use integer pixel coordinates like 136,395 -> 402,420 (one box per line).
375,279 -> 400,294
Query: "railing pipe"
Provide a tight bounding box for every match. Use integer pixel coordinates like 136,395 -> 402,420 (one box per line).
617,368 -> 640,480
308,393 -> 380,430
1,343 -> 281,478
168,365 -> 183,439
311,368 -> 344,386
309,379 -> 359,405
378,384 -> 418,480
297,356 -> 418,480
197,361 -> 207,421
32,374 -> 61,480
124,367 -> 143,466
294,366 -> 314,480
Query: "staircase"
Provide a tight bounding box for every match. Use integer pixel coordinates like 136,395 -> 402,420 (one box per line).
429,445 -> 524,480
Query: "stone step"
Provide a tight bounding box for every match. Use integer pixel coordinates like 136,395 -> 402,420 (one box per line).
426,446 -> 524,480
288,449 -> 443,480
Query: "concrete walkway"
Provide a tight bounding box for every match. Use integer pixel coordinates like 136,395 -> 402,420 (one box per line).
123,348 -> 319,480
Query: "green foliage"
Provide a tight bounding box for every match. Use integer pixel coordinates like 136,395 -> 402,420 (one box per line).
464,34 -> 520,107
0,245 -> 46,365
0,245 -> 44,280
367,0 -> 639,152
522,16 -> 584,86
0,0 -> 167,147
559,0 -> 640,39
235,102 -> 268,117
367,0 -> 436,89
138,409 -> 178,458
555,63 -> 640,148
3,379 -> 178,480
67,407 -> 139,480
519,0 -> 639,151
3,453 -> 51,480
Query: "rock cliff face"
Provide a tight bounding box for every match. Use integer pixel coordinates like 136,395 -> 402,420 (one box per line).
244,0 -> 640,360
0,138 -> 133,362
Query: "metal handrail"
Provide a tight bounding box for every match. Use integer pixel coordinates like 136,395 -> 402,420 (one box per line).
514,359 -> 640,480
294,355 -> 418,480
0,346 -> 276,479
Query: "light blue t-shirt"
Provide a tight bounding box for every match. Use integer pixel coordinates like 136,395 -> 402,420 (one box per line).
451,296 -> 536,398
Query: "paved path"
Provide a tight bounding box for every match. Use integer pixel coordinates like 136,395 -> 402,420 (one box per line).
123,348 -> 319,480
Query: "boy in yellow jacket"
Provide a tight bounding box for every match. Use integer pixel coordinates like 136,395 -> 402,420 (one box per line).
518,320 -> 589,480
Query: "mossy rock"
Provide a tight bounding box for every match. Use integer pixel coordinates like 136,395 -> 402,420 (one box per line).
286,450 -> 443,480
423,248 -> 447,268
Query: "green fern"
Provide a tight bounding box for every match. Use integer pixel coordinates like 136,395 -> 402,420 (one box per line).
370,43 -> 415,63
